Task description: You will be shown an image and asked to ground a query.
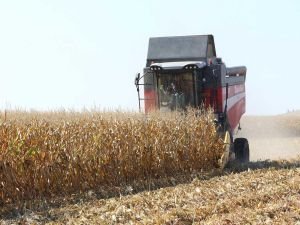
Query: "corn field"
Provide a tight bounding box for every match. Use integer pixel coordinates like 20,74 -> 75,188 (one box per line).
0,110 -> 223,204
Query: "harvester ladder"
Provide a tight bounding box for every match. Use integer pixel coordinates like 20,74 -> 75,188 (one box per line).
134,72 -> 155,112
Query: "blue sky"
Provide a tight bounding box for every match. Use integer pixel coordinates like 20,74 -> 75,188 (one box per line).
0,0 -> 299,114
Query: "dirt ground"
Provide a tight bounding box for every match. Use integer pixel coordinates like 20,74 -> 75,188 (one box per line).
236,113 -> 300,160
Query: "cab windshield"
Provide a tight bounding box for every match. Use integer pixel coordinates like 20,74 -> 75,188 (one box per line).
157,72 -> 195,111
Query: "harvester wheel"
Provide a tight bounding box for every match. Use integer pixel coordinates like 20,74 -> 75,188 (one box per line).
234,138 -> 249,163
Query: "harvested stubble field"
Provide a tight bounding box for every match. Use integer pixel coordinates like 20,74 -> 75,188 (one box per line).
2,160 -> 300,224
1,111 -> 300,224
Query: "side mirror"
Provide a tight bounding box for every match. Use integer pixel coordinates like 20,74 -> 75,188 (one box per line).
134,73 -> 140,86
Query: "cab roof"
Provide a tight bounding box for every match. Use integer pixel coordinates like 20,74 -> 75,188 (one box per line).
146,35 -> 216,67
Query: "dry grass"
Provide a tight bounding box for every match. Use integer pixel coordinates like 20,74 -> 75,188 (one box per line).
0,109 -> 223,205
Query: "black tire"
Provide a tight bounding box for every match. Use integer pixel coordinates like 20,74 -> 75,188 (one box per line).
234,138 -> 250,163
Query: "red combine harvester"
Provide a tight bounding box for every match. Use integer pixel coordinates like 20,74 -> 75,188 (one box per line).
135,35 -> 249,167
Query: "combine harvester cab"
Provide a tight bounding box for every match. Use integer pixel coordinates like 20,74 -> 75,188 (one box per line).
134,35 -> 249,167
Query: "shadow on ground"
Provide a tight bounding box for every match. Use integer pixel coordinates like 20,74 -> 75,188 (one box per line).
226,158 -> 300,173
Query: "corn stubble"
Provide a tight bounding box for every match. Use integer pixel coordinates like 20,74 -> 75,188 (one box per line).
0,110 -> 223,204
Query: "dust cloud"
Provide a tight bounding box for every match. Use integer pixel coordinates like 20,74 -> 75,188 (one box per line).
235,113 -> 300,161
